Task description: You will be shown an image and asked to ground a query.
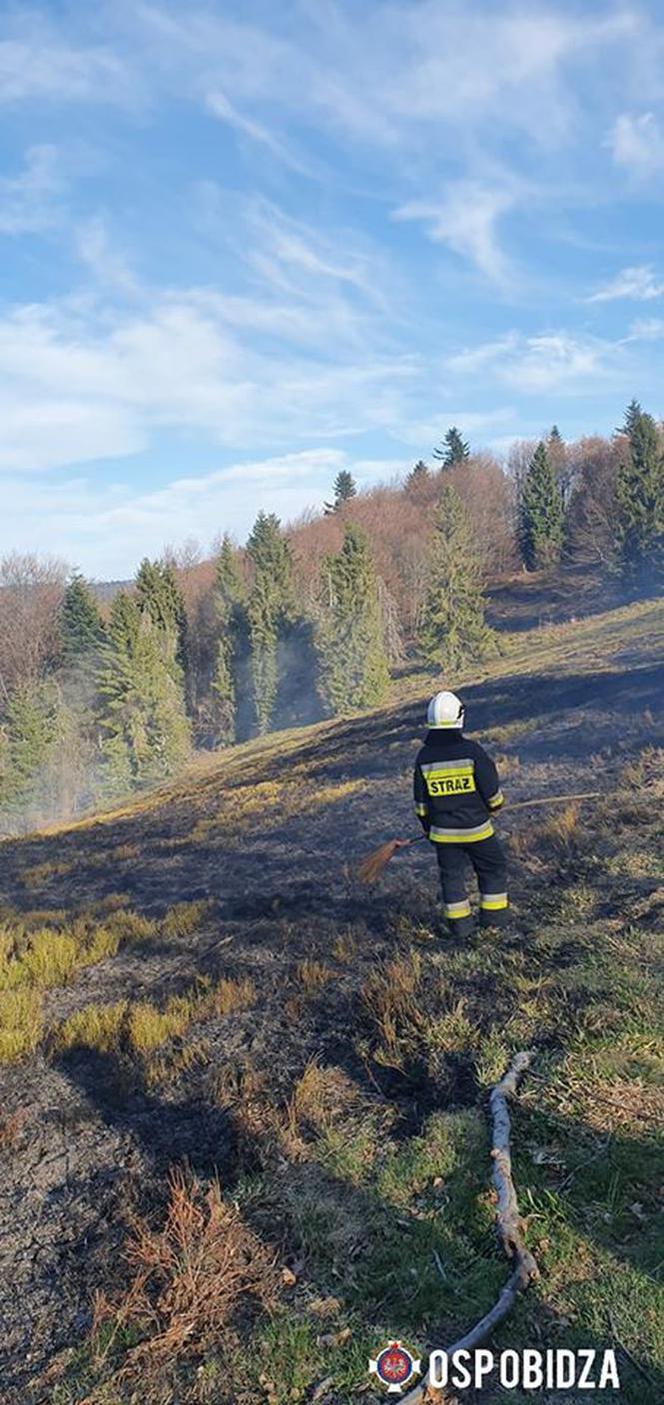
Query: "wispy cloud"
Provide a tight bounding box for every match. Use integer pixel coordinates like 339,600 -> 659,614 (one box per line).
587,264 -> 664,303
0,21 -> 137,106
76,216 -> 140,296
394,182 -> 516,284
0,447 -> 408,576
607,112 -> 664,175
0,145 -> 64,235
625,316 -> 664,342
0,283 -> 418,474
446,330 -> 617,394
205,91 -> 311,175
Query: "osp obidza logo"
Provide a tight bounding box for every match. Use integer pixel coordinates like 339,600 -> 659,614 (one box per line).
369,1340 -> 422,1394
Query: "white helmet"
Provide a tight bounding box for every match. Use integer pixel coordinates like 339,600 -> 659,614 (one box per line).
427,690 -> 465,729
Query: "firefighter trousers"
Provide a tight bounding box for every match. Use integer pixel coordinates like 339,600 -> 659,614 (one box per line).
434,834 -> 508,934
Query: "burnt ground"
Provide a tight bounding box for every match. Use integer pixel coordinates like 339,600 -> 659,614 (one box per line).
0,600 -> 662,1403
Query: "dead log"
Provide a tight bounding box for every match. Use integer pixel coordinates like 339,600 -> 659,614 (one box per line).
400,1051 -> 538,1404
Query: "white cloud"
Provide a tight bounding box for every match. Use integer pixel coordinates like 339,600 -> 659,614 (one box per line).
0,31 -> 136,106
607,112 -> 664,174
445,330 -> 616,394
138,2 -> 641,158
0,285 -> 418,473
0,145 -> 64,235
503,334 -> 602,392
206,91 -> 310,174
445,335 -> 520,373
625,317 -> 664,341
76,216 -> 140,296
0,448 -> 408,577
587,265 -> 664,303
394,182 -> 515,283
401,407 -> 516,448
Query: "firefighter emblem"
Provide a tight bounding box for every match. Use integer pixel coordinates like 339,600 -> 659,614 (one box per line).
369,1340 -> 422,1394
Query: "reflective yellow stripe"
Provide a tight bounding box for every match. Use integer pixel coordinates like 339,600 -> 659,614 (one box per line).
480,894 -> 509,910
444,900 -> 471,918
415,803 -> 428,817
487,790 -> 504,810
430,821 -> 494,843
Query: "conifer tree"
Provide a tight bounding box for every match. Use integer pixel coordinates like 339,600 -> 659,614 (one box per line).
0,679 -> 59,820
59,573 -> 105,662
432,427 -> 470,468
615,407 -> 664,585
405,460 -> 430,496
211,535 -> 247,745
518,442 -> 565,569
98,592 -> 191,798
135,558 -> 187,676
246,513 -> 294,734
418,485 -> 495,672
617,399 -> 643,437
324,469 -> 357,515
317,523 -> 389,713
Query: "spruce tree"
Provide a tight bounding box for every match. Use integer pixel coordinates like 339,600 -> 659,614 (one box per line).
418,484 -> 495,672
211,535 -> 247,745
519,442 -> 565,569
246,513 -> 293,734
98,592 -> 191,798
0,679 -> 59,821
324,469 -> 357,515
405,460 -> 430,496
135,558 -> 187,677
617,399 -> 643,437
615,407 -> 664,585
59,573 -> 105,662
432,427 -> 470,468
317,523 -> 389,713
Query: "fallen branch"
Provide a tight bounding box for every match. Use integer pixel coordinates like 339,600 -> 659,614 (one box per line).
400,1051 -> 538,1404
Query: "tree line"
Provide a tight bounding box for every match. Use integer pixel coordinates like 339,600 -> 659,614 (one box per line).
0,401 -> 661,832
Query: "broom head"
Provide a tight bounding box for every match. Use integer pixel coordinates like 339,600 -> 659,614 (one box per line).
357,837 -> 409,885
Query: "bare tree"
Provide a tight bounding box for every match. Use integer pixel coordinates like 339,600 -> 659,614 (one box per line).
0,552 -> 67,701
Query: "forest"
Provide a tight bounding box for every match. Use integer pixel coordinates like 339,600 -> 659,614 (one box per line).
0,400 -> 661,834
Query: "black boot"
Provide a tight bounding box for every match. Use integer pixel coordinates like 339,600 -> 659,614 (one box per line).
446,914 -> 475,939
479,908 -> 509,930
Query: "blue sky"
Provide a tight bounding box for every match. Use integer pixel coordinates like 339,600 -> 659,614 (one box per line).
1,0 -> 663,578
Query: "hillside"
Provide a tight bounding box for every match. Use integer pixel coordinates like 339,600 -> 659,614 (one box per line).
0,597 -> 662,1405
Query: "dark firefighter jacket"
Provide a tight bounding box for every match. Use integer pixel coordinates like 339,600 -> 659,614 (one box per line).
413,728 -> 504,843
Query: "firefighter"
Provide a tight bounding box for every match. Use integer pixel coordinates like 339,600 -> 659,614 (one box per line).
414,690 -> 508,937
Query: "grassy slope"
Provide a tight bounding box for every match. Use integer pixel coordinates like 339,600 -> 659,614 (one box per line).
0,597 -> 662,1405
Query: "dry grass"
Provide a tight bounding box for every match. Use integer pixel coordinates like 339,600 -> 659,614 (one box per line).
128,995 -> 196,1054
296,959 -> 334,994
91,1170 -> 279,1370
21,859 -> 75,887
0,907 -> 159,999
424,997 -> 478,1055
361,951 -> 424,1061
211,976 -> 256,1016
159,900 -> 214,940
0,987 -> 44,1062
50,974 -> 257,1064
52,1001 -> 127,1056
287,1059 -> 358,1135
541,800 -> 582,854
332,930 -> 357,962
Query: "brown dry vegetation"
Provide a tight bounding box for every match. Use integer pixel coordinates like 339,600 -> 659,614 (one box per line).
0,594 -> 662,1405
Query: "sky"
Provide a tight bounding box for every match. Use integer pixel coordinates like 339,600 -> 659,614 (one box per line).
1,0 -> 663,578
